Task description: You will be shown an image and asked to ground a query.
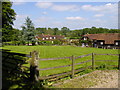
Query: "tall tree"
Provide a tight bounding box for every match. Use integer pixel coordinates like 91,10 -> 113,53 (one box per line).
2,1 -> 16,42
21,17 -> 35,45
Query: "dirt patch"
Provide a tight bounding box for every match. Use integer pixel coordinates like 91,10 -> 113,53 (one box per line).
52,70 -> 118,88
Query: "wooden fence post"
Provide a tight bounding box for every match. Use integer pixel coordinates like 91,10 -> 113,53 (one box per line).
30,51 -> 39,82
71,55 -> 74,78
92,53 -> 95,70
118,54 -> 120,70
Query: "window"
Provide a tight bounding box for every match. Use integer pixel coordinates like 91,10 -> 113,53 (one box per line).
50,37 -> 52,39
84,37 -> 87,40
46,37 -> 48,39
42,38 -> 45,40
54,37 -> 56,39
116,42 -> 118,45
101,42 -> 103,45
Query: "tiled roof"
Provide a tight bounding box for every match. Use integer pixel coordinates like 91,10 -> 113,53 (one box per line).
84,33 -> 120,44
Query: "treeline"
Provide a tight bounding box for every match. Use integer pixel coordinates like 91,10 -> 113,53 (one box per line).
35,26 -> 120,37
3,25 -> 120,42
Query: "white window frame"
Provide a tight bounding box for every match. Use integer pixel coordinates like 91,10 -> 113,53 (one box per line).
50,37 -> 52,39
84,37 -> 87,40
54,37 -> 56,39
42,38 -> 45,40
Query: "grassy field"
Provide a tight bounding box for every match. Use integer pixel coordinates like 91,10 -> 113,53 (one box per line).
2,45 -> 119,76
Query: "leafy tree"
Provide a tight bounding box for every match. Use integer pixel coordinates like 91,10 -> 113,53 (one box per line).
2,1 -> 16,42
21,17 -> 35,45
61,27 -> 70,36
53,28 -> 59,35
35,27 -> 47,34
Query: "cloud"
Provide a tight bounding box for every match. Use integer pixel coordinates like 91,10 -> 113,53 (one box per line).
35,2 -> 80,12
81,3 -> 117,14
35,2 -> 53,8
13,14 -> 29,29
51,5 -> 80,11
34,17 -> 50,23
66,16 -> 84,20
16,14 -> 28,19
13,2 -> 25,5
94,14 -> 104,17
42,11 -> 47,15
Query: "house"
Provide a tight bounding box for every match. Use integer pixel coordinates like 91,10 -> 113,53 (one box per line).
82,33 -> 120,49
35,34 -> 65,41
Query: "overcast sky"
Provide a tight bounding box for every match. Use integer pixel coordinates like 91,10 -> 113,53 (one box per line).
12,2 -> 118,30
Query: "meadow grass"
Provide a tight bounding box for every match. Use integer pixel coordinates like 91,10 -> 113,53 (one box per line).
2,45 -> 119,76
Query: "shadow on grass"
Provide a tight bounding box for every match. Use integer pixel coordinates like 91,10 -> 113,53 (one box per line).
2,49 -> 44,89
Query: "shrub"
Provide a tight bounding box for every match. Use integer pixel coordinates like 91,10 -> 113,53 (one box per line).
53,40 -> 62,45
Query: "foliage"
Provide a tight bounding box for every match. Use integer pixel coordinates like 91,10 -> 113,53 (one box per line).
37,40 -> 62,45
61,27 -> 70,37
81,40 -> 89,43
53,40 -> 62,45
2,1 -> 16,42
34,26 -> 119,39
40,41 -> 53,45
69,37 -> 81,39
21,17 -> 36,45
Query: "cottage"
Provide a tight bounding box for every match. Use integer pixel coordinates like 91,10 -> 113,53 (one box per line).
35,34 -> 65,41
82,33 -> 120,49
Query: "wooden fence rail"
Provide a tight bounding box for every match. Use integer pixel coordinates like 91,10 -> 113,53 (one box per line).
39,56 -> 70,61
27,51 -> 120,81
94,54 -> 119,56
75,53 -> 92,59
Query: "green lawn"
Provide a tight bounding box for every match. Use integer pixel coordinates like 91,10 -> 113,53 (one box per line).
2,45 -> 119,76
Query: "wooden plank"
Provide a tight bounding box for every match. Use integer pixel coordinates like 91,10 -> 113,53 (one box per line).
39,65 -> 92,80
74,60 -> 92,66
94,54 -> 119,56
30,51 -> 39,82
39,56 -> 70,61
75,54 -> 92,59
95,60 -> 118,62
92,53 -> 94,70
39,64 -> 71,71
71,55 -> 74,78
75,66 -> 92,73
39,71 -> 71,80
39,60 -> 92,71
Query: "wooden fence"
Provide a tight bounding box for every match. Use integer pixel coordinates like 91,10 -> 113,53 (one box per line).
27,51 -> 120,82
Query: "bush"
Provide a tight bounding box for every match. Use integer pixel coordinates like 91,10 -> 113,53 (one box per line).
80,40 -> 89,43
53,40 -> 62,45
69,37 -> 80,39
38,41 -> 53,45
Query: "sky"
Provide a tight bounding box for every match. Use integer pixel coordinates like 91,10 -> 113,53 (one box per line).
12,2 -> 118,30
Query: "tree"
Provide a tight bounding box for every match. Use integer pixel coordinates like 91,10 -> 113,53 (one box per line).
53,28 -> 59,35
21,17 -> 35,45
61,27 -> 70,36
2,1 -> 16,42
35,27 -> 47,34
